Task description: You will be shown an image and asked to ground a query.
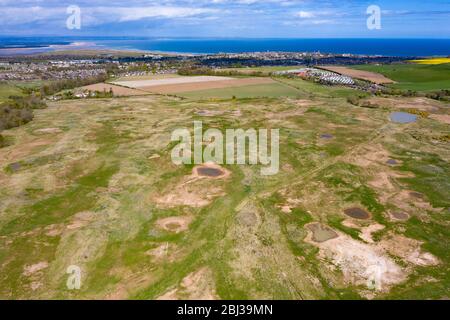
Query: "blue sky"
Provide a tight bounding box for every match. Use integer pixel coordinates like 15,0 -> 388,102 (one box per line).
1,0 -> 449,38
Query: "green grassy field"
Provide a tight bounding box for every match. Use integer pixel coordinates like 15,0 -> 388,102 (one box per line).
352,63 -> 450,91
0,75 -> 449,300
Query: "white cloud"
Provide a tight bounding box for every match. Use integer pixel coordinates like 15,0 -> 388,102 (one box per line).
112,6 -> 218,22
296,10 -> 315,18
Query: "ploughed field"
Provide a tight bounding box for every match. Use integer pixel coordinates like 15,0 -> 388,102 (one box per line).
0,80 -> 449,299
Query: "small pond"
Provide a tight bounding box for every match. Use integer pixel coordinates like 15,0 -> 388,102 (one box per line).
390,112 -> 417,124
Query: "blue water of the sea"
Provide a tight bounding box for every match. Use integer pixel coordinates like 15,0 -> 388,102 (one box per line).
0,37 -> 449,57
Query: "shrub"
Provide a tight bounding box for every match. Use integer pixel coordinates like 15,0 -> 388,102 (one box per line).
0,134 -> 5,148
347,96 -> 360,106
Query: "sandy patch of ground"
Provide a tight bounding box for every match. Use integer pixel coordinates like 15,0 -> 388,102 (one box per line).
145,243 -> 180,261
305,228 -> 406,292
430,114 -> 450,124
66,211 -> 96,230
193,163 -> 231,179
113,76 -> 233,88
347,143 -> 391,168
80,83 -> 149,96
196,109 -> 225,117
295,99 -> 315,107
155,216 -> 193,233
379,234 -> 439,266
153,164 -> 230,208
342,220 -> 385,243
368,171 -> 397,191
23,261 -> 49,276
360,224 -> 385,243
389,211 -> 410,221
365,97 -> 442,112
138,77 -> 275,94
0,137 -> 56,167
390,190 -> 435,212
320,66 -> 395,84
44,224 -> 65,237
266,108 -> 307,120
157,267 -> 218,300
280,205 -> 292,213
154,184 -> 224,208
34,128 -> 63,135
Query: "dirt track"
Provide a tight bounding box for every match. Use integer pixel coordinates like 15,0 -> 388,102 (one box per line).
320,66 -> 395,84
81,83 -> 149,96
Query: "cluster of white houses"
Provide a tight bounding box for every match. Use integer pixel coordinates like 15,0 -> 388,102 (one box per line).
275,67 -> 355,85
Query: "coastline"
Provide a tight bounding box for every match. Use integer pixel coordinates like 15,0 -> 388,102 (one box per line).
0,38 -> 449,58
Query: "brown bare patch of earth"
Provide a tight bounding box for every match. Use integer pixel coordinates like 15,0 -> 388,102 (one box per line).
23,261 -> 49,277
379,234 -> 439,266
157,268 -> 218,300
305,230 -> 406,293
34,128 -> 63,135
139,78 -> 275,94
360,224 -> 385,243
368,171 -> 397,191
153,164 -> 230,208
306,223 -> 338,243
113,76 -> 232,88
193,163 -> 230,179
391,190 -> 435,212
429,114 -> 450,124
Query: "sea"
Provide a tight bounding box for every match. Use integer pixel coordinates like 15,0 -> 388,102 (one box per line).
0,37 -> 449,57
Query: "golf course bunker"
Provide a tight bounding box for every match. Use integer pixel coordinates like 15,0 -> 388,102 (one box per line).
391,211 -> 410,221
307,223 -> 338,243
344,207 -> 371,220
390,112 -> 417,124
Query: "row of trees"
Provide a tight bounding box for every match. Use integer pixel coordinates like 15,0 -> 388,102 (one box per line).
178,66 -> 268,77
38,73 -> 109,96
0,94 -> 45,147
